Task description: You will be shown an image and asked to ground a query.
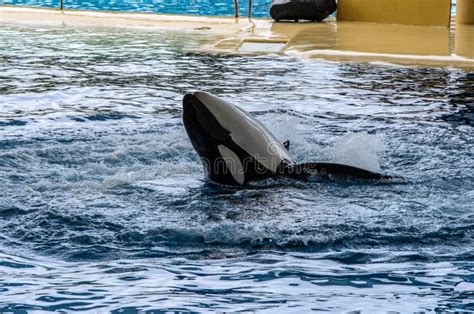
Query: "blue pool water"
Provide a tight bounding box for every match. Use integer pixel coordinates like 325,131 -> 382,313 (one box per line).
0,24 -> 473,312
0,0 -> 458,17
1,0 -> 271,16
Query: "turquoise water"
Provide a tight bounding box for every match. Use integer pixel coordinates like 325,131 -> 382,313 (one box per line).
1,0 -> 271,16
0,0 -> 458,16
0,23 -> 473,312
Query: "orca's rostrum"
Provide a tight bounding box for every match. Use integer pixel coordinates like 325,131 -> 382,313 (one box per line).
183,91 -> 396,186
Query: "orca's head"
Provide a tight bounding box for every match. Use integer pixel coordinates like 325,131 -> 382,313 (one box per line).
183,92 -> 244,185
182,91 -> 294,185
182,92 -> 231,159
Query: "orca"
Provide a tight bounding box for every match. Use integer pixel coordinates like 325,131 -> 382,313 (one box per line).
183,91 -> 396,186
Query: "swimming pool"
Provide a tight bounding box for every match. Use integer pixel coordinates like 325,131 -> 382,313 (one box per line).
0,21 -> 473,312
1,0 -> 458,17
1,0 -> 271,16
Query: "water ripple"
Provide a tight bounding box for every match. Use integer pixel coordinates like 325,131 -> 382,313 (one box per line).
0,23 -> 473,311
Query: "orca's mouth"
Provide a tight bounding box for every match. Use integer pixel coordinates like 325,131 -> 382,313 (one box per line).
183,93 -> 207,154
183,93 -> 230,144
182,93 -> 199,124
182,93 -> 232,162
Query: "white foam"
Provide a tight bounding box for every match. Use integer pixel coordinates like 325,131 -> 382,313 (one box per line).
327,132 -> 384,172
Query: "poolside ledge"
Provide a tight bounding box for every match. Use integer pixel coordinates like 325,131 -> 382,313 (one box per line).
1,6 -> 473,70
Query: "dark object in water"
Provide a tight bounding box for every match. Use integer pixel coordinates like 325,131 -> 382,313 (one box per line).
270,0 -> 337,22
183,91 -> 400,186
289,162 -> 399,180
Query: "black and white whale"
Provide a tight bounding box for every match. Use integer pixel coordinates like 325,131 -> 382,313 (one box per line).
183,91 -> 396,186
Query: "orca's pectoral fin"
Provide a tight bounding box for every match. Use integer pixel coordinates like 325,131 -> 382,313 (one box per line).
283,140 -> 290,150
288,162 -> 401,181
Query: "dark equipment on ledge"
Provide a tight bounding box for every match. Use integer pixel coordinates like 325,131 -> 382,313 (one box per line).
270,0 -> 337,22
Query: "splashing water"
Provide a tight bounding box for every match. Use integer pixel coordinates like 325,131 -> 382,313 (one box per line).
328,132 -> 384,172
0,24 -> 473,312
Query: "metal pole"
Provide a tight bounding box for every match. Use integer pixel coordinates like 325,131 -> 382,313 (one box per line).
233,0 -> 239,17
60,0 -> 64,10
248,0 -> 252,18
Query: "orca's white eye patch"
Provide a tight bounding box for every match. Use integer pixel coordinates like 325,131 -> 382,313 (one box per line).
218,145 -> 245,185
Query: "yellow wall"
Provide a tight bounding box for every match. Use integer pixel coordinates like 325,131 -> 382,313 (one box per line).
457,0 -> 474,24
455,24 -> 474,57
337,0 -> 452,27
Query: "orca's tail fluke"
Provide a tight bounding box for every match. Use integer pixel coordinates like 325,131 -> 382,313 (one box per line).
285,162 -> 401,181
